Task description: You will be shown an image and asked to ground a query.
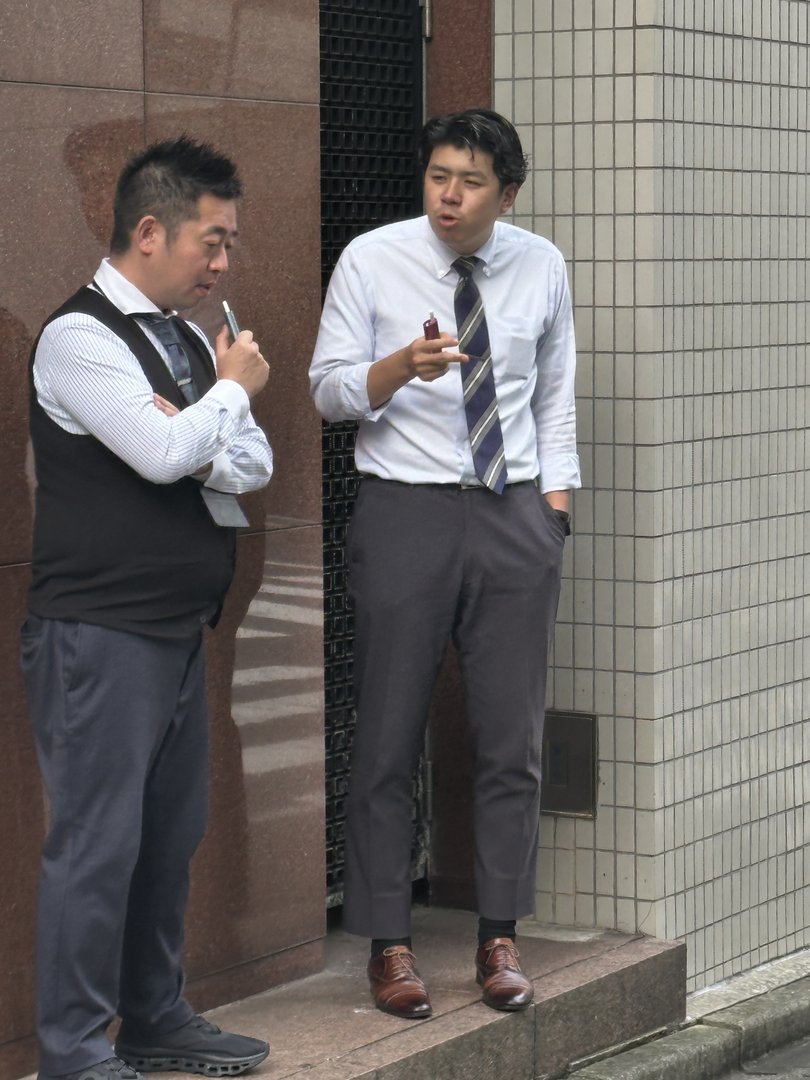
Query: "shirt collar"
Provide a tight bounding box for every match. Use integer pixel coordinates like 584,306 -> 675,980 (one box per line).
92,258 -> 177,317
423,217 -> 500,280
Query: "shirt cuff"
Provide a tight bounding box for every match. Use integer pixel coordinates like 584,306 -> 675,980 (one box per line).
342,361 -> 391,421
537,452 -> 582,494
206,377 -> 250,419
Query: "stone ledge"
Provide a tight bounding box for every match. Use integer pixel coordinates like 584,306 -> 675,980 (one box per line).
203,908 -> 685,1080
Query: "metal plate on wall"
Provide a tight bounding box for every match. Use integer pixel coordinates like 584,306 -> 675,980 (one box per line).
540,710 -> 598,818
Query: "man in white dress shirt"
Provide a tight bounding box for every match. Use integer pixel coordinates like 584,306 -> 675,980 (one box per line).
22,137 -> 272,1080
310,109 -> 580,1018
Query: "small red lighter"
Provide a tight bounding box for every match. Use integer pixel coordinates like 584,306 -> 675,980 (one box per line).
423,311 -> 440,340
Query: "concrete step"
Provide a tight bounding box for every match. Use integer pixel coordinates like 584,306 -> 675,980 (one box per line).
189,907 -> 685,1080
15,907 -> 685,1080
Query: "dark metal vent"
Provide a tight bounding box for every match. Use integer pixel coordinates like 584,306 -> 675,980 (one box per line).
320,0 -> 423,905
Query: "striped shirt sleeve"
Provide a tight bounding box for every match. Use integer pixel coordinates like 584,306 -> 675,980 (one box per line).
34,312 -> 272,493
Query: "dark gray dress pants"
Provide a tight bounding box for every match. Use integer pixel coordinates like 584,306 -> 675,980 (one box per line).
342,478 -> 565,938
20,616 -> 208,1075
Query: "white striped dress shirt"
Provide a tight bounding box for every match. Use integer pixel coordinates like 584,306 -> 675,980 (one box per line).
34,259 -> 272,493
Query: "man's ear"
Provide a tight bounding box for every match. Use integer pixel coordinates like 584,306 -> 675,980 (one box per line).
134,215 -> 163,254
500,183 -> 519,214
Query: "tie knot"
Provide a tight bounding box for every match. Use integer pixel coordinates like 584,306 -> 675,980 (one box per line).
453,255 -> 480,280
138,312 -> 178,337
136,313 -> 189,357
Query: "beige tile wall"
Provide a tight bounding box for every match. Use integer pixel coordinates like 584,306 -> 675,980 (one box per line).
495,0 -> 810,990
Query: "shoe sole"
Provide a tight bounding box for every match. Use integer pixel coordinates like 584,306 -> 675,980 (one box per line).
376,1004 -> 433,1020
482,996 -> 533,1011
476,972 -> 534,1011
115,1047 -> 269,1077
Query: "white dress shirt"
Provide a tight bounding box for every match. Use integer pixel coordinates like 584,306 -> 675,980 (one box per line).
34,259 -> 272,493
310,216 -> 580,492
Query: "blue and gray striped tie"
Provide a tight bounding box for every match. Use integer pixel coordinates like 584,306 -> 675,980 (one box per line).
140,314 -> 198,405
453,256 -> 508,494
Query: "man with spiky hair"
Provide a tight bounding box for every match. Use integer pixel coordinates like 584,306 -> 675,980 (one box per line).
22,136 -> 272,1080
311,109 -> 580,1018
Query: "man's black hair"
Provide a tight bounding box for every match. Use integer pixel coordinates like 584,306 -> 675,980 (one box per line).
418,108 -> 528,190
110,135 -> 243,253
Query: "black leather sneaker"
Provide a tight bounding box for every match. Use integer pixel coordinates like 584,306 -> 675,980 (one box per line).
39,1056 -> 144,1080
115,1015 -> 269,1077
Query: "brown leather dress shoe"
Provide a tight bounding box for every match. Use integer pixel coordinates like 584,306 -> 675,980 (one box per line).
475,937 -> 534,1011
367,946 -> 432,1019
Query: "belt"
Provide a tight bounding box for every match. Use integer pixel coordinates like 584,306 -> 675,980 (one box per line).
359,475 -> 540,492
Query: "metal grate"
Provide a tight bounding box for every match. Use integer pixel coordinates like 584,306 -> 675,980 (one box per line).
320,0 -> 423,905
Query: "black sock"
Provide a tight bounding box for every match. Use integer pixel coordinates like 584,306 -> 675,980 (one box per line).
478,917 -> 516,946
371,936 -> 412,957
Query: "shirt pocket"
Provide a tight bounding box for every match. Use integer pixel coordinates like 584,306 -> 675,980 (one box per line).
491,315 -> 539,379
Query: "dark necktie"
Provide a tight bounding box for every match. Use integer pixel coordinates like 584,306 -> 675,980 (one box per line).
453,256 -> 508,494
135,313 -> 249,528
139,314 -> 198,405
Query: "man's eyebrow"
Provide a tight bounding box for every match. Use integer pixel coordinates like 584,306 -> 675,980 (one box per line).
428,165 -> 488,179
202,224 -> 238,238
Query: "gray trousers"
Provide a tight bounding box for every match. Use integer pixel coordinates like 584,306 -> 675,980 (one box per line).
342,478 -> 565,938
20,616 -> 208,1075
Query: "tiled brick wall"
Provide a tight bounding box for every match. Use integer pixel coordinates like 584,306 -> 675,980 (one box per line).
494,0 -> 810,990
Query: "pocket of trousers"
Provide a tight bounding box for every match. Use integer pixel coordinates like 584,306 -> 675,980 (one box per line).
536,490 -> 568,544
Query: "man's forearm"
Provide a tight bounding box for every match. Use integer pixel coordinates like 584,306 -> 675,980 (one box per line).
366,347 -> 415,409
367,332 -> 467,409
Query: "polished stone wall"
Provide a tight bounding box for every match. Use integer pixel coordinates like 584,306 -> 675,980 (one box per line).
0,2 -> 324,1074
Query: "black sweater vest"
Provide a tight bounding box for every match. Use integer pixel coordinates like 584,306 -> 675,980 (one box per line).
28,287 -> 236,639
